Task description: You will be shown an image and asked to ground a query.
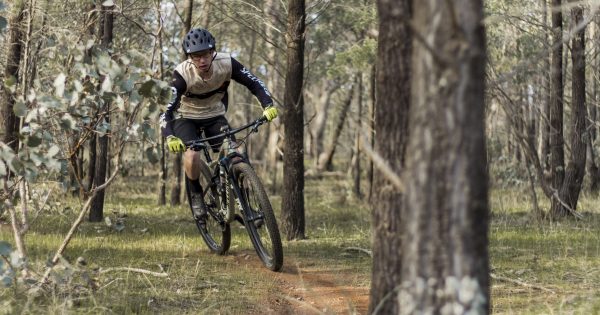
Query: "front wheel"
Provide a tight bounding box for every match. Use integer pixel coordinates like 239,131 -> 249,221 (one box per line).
186,161 -> 231,255
232,163 -> 283,271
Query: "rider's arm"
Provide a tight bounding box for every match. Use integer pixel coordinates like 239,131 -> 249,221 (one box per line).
160,71 -> 187,137
230,58 -> 274,108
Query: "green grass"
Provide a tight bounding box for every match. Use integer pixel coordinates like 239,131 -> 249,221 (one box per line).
2,177 -> 600,314
0,175 -> 372,314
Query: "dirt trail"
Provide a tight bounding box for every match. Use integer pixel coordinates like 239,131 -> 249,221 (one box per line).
229,252 -> 369,315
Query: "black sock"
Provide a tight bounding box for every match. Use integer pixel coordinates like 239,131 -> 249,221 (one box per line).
187,177 -> 203,194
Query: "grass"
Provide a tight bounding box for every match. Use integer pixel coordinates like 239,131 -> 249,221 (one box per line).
0,175 -> 372,314
2,175 -> 600,314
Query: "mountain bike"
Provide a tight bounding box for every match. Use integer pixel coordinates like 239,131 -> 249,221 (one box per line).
184,116 -> 283,271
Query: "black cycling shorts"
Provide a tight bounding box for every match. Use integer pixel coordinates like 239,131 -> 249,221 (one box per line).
173,115 -> 234,152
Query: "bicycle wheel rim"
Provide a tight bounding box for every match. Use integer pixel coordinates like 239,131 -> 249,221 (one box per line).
234,164 -> 283,271
187,166 -> 231,255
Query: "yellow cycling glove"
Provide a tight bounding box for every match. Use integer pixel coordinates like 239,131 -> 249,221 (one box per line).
263,106 -> 278,122
167,136 -> 185,153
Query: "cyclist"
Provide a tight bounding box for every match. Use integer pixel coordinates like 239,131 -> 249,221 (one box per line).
160,28 -> 278,220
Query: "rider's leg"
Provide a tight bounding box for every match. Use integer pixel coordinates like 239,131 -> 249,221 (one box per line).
174,119 -> 206,219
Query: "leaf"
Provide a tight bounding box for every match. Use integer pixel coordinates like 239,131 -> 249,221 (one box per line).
0,241 -> 12,256
59,114 -> 77,131
26,135 -> 42,148
145,147 -> 159,164
114,220 -> 125,232
101,75 -> 112,93
0,17 -> 7,32
4,75 -> 16,87
46,145 -> 60,158
53,73 -> 66,97
138,80 -> 155,97
13,100 -> 27,117
0,160 -> 6,177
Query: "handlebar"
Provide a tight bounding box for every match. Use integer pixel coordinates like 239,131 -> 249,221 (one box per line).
185,116 -> 268,149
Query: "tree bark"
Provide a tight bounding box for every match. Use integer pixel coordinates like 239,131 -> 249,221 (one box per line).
587,16 -> 600,192
89,3 -> 114,222
548,0 -> 565,215
171,0 -> 194,206
352,75 -> 363,199
2,0 -> 25,154
368,0 -> 410,313
538,0 -> 551,172
281,0 -> 306,240
317,88 -> 353,171
551,3 -> 586,218
399,0 -> 489,313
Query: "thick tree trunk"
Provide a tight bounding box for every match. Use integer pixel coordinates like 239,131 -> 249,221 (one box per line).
281,0 -> 306,240
551,3 -> 586,218
2,0 -> 25,154
368,0 -> 410,314
89,3 -> 114,222
399,0 -> 489,313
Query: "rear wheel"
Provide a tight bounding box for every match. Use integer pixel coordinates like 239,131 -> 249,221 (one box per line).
232,163 -> 283,271
186,161 -> 231,255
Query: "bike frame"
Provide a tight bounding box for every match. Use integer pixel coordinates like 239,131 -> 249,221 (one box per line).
186,117 -> 267,224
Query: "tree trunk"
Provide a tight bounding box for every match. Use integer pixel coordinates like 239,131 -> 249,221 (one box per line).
587,16 -> 600,192
89,3 -> 114,222
352,75 -> 363,199
281,0 -> 306,240
399,1 -> 489,313
368,0 -> 410,313
171,0 -> 194,206
551,3 -> 586,218
548,0 -> 565,216
539,0 -> 551,172
317,88 -> 353,171
156,0 -> 167,205
367,65 -> 376,202
2,0 -> 25,154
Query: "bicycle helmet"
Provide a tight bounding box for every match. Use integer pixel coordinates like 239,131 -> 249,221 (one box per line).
182,28 -> 216,54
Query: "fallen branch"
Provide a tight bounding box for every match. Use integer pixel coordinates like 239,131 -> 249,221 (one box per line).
99,267 -> 168,278
343,247 -> 373,257
490,273 -> 556,294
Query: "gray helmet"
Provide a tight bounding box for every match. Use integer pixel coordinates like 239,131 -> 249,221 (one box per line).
182,28 -> 216,54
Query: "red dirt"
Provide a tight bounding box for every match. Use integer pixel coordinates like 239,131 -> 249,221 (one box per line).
228,252 -> 369,315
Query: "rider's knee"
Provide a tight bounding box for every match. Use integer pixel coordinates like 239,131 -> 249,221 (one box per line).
184,150 -> 202,179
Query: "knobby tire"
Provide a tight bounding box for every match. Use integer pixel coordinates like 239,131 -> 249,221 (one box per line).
233,163 -> 283,271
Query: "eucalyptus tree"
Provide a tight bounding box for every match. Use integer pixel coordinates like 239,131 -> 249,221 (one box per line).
398,0 -> 489,312
2,0 -> 25,154
368,0 -> 410,312
281,0 -> 306,240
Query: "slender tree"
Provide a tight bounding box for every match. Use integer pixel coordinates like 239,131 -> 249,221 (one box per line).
89,1 -> 114,222
171,0 -> 193,206
550,1 -> 586,218
281,0 -> 306,240
368,0 -> 410,313
2,0 -> 25,154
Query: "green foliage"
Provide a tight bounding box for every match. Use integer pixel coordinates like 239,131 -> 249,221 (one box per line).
0,1 -> 6,32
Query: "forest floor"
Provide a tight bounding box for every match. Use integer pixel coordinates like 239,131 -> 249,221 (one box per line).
2,175 -> 600,314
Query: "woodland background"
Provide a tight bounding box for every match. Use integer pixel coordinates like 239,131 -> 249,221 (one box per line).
0,0 -> 599,314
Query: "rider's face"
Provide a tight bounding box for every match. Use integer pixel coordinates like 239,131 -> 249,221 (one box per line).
189,50 -> 214,73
